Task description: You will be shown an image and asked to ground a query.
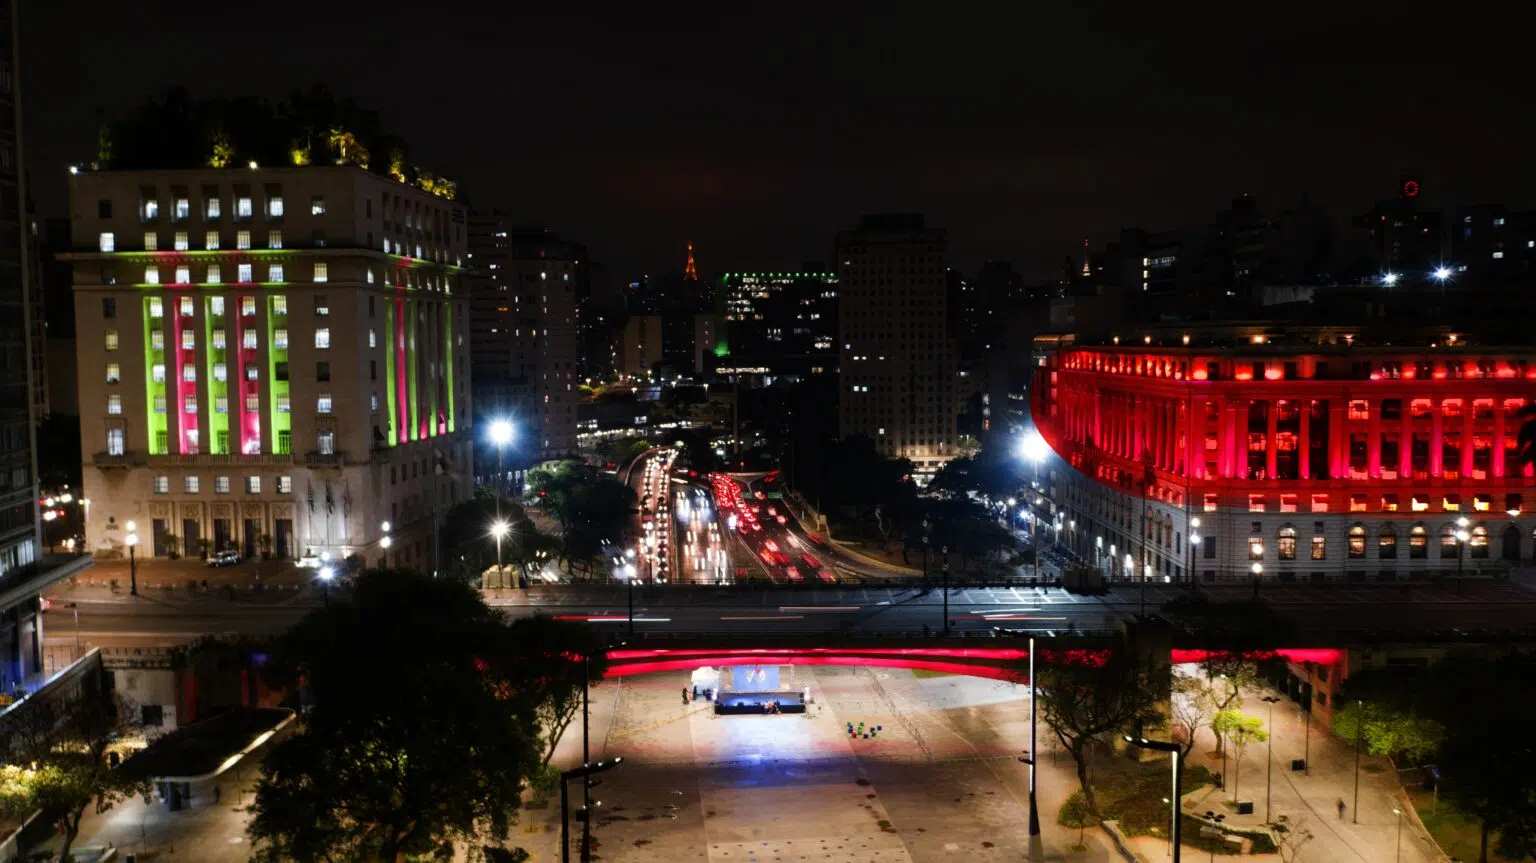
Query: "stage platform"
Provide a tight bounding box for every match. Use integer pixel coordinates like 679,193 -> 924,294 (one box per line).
714,691 -> 807,715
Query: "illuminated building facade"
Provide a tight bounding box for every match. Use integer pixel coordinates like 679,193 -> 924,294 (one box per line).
837,215 -> 956,468
69,166 -> 473,568
1030,328 -> 1536,583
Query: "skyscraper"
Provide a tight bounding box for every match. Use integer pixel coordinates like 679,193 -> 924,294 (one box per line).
836,214 -> 957,470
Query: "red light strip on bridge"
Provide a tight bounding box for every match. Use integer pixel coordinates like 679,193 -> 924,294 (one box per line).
605,655 -> 1030,683
606,646 -> 1031,661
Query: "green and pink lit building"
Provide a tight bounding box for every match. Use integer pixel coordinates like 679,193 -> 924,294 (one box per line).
69,165 -> 473,567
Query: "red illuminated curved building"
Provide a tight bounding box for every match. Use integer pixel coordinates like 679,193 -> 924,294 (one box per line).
1029,327 -> 1536,583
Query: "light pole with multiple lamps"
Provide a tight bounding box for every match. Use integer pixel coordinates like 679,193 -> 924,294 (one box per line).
125,521 -> 139,596
1125,735 -> 1183,862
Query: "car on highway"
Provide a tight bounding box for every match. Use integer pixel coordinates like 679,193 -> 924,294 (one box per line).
207,549 -> 242,567
784,565 -> 802,582
801,552 -> 821,569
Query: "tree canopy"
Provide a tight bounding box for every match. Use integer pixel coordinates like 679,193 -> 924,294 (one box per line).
527,461 -> 637,577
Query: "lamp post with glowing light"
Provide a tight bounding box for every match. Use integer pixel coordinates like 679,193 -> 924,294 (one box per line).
1262,695 -> 1281,823
1455,516 -> 1470,595
491,520 -> 510,589
1251,561 -> 1263,597
380,520 -> 392,567
125,521 -> 139,596
1188,517 -> 1201,590
318,565 -> 335,608
489,419 -> 514,500
1124,735 -> 1183,863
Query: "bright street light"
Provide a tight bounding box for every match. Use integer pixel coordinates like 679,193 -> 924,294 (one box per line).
1432,266 -> 1452,282
1381,272 -> 1399,286
380,536 -> 392,548
489,419 -> 514,447
490,521 -> 511,540
381,521 -> 391,533
318,565 -> 335,582
318,565 -> 336,607
1018,432 -> 1051,463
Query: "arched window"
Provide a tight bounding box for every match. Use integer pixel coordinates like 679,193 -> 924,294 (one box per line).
1277,525 -> 1298,560
1379,524 -> 1398,559
1502,525 -> 1522,560
1348,524 -> 1367,559
1440,525 -> 1459,558
1311,529 -> 1327,560
1409,524 -> 1428,559
1471,525 -> 1490,559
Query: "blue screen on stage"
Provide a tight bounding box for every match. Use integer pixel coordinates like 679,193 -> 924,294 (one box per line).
731,665 -> 780,690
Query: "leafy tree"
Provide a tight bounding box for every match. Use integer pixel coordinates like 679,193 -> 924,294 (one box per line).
0,694 -> 149,862
248,570 -> 540,862
1037,645 -> 1171,817
1330,700 -> 1443,764
1212,710 -> 1267,803
528,461 -> 637,578
492,617 -> 609,767
1169,672 -> 1214,758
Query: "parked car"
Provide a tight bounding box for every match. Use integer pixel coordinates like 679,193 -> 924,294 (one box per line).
207,549 -> 242,567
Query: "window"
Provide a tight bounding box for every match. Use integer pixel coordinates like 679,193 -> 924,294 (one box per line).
143,231 -> 158,251
142,197 -> 159,221
1441,525 -> 1459,558
278,476 -> 293,494
173,197 -> 189,221
317,394 -> 333,414
210,297 -> 225,318
1311,534 -> 1326,560
151,365 -> 165,384
318,429 -> 336,454
313,262 -> 328,282
144,265 -> 160,284
105,362 -> 120,383
315,328 -> 330,349
243,329 -> 258,349
184,394 -> 198,414
268,196 -> 284,218
245,364 -> 259,381
102,297 -> 117,318
213,362 -> 227,381
268,229 -> 282,249
206,196 -> 221,219
184,476 -> 200,494
1409,524 -> 1428,558
1348,524 -> 1367,558
237,229 -> 251,250
152,475 -> 169,494
274,328 -> 289,349
267,264 -> 284,282
107,394 -> 122,415
105,330 -> 119,351
1248,494 -> 1266,513
181,330 -> 195,350
99,232 -> 115,252
272,296 -> 287,315
245,394 -> 260,412
175,265 -> 191,284
173,231 -> 189,251
1249,536 -> 1265,560
246,476 -> 261,494
238,263 -> 253,283
367,268 -> 376,285
98,199 -> 113,219
236,196 -> 252,219
277,395 -> 290,413
1471,525 -> 1490,559
369,359 -> 376,381
107,428 -> 125,456
314,294 -> 329,316
206,263 -> 222,284
214,394 -> 228,412
1378,525 -> 1397,559
215,476 -> 230,493
316,361 -> 330,381
311,196 -> 326,215
205,230 -> 220,250
151,330 -> 166,351
1277,526 -> 1297,560
368,329 -> 376,349
371,392 -> 379,412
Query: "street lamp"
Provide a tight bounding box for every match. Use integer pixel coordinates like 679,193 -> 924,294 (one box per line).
1352,698 -> 1363,824
380,520 -> 392,567
491,520 -> 510,589
1391,807 -> 1405,863
623,563 -> 638,635
1262,695 -> 1281,823
489,418 -> 514,499
1125,735 -> 1183,863
1018,432 -> 1050,464
318,565 -> 335,608
1456,516 -> 1471,595
125,521 -> 139,596
1251,561 -> 1263,597
1432,266 -> 1453,284
1188,517 -> 1201,589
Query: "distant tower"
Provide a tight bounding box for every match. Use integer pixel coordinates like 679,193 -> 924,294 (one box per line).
1080,239 -> 1091,277
684,242 -> 699,280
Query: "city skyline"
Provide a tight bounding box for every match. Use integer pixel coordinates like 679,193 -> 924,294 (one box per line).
19,3 -> 1536,279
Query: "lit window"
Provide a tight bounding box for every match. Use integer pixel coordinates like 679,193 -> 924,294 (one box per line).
278,475 -> 293,493
148,297 -> 163,318
315,328 -> 330,349
214,394 -> 228,412
145,265 -> 160,284
236,197 -> 252,219
104,361 -> 121,383
180,297 -> 194,317
318,429 -> 335,454
268,229 -> 282,249
317,394 -> 333,413
184,476 -> 199,493
107,394 -> 122,415
314,294 -> 329,316
107,428 -> 125,455
206,197 -> 221,220
267,196 -> 284,218
243,329 -> 258,349
175,265 -> 190,284
237,230 -> 251,250
205,230 -> 220,250
206,263 -> 221,284
182,363 -> 196,381
313,262 -> 328,282
277,395 -> 290,413
210,297 -> 225,317
371,393 -> 378,411
143,231 -> 157,251
366,268 -> 375,284
104,330 -> 119,351
153,476 -> 169,494
151,364 -> 165,382
246,476 -> 261,494
215,476 -> 230,493
174,231 -> 189,251
153,394 -> 166,412
1249,536 -> 1265,559
181,330 -> 195,350
310,196 -> 326,215
142,198 -> 159,221
1277,526 -> 1297,560
241,296 -> 256,316
1203,493 -> 1218,512
1493,251 -> 1504,260
1248,494 -> 1266,513
245,394 -> 259,412
1311,535 -> 1326,560
274,328 -> 289,349
213,362 -> 227,381
368,329 -> 376,348
267,264 -> 284,282
174,198 -> 189,220
237,264 -> 253,282
272,296 -> 287,315
99,232 -> 115,252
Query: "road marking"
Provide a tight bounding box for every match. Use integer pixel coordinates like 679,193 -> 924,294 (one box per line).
721,615 -> 803,620
778,606 -> 859,612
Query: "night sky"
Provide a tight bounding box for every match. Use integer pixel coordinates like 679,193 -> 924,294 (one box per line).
21,3 -> 1536,280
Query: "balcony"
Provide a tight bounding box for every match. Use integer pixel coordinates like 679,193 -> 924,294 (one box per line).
92,451 -> 148,469
147,452 -> 295,467
305,451 -> 344,468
